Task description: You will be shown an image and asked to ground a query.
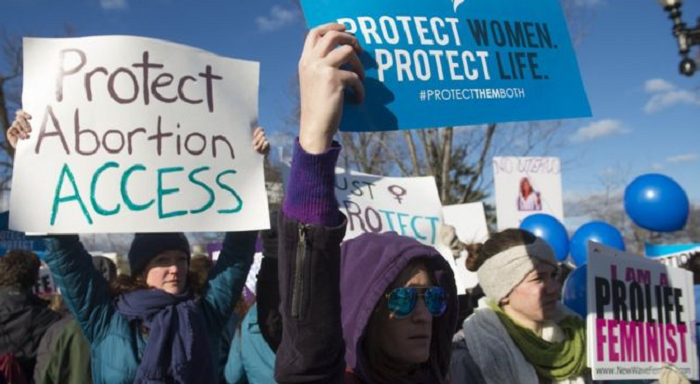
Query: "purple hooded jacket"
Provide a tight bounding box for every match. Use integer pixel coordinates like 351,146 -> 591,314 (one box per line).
275,140 -> 458,384
340,233 -> 459,384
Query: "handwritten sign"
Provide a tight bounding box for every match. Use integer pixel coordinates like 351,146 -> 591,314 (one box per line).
299,0 -> 591,132
33,265 -> 56,296
11,36 -> 269,233
335,169 -> 442,245
333,168 -> 468,292
587,243 -> 698,380
493,156 -> 563,230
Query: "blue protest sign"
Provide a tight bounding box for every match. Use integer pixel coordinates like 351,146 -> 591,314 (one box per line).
646,243 -> 700,258
0,212 -> 46,256
300,0 -> 591,132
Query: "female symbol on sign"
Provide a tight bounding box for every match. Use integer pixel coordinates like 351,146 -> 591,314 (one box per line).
387,185 -> 407,204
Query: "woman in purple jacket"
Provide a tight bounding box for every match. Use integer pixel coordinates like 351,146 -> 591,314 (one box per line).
274,23 -> 482,384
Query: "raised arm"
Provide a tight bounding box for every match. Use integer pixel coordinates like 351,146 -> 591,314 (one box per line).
274,22 -> 364,384
43,236 -> 113,343
199,230 -> 256,334
199,125 -> 269,332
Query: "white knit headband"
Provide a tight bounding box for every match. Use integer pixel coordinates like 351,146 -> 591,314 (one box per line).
476,238 -> 557,302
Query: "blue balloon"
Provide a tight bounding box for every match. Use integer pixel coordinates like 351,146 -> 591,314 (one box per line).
624,174 -> 689,232
562,265 -> 587,318
520,214 -> 569,262
570,221 -> 625,267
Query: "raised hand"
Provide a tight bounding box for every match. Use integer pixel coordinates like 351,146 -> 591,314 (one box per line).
298,23 -> 365,154
7,110 -> 32,149
253,126 -> 270,155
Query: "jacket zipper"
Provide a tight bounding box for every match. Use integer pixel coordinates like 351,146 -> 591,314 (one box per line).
291,223 -> 308,320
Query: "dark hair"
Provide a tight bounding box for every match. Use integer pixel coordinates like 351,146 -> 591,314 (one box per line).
682,252 -> 700,285
465,229 -> 538,272
0,250 -> 41,289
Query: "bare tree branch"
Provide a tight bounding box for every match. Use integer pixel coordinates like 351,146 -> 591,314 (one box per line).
440,127 -> 453,202
460,123 -> 496,204
376,139 -> 412,176
404,131 -> 421,176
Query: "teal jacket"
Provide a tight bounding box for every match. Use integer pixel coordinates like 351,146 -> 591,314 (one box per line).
44,232 -> 256,384
224,304 -> 276,384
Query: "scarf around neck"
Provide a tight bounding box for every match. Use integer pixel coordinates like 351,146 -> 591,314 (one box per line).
487,300 -> 589,381
115,289 -> 214,384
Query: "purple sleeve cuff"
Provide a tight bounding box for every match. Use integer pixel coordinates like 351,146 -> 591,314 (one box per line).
283,138 -> 341,227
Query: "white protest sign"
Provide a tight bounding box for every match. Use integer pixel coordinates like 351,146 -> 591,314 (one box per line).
245,252 -> 263,295
442,203 -> 489,290
442,203 -> 489,244
493,157 -> 563,231
587,243 -> 697,380
33,265 -> 56,296
12,36 -> 269,233
336,168 -> 441,244
334,168 -> 467,292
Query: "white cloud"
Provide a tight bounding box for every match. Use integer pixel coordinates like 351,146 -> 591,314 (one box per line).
570,119 -> 630,143
256,6 -> 301,32
666,153 -> 698,164
645,90 -> 700,113
645,78 -> 676,93
573,0 -> 603,7
651,163 -> 664,171
643,78 -> 700,113
100,0 -> 127,10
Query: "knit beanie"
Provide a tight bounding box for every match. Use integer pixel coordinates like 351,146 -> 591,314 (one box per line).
128,233 -> 191,277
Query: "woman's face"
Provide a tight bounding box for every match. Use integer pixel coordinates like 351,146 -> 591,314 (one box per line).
502,263 -> 560,327
143,250 -> 188,295
521,179 -> 532,195
376,265 -> 434,366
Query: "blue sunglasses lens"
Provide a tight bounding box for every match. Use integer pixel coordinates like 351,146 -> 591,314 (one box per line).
387,287 -> 446,319
387,287 -> 417,318
425,287 -> 447,317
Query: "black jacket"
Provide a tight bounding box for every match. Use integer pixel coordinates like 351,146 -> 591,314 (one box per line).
0,286 -> 60,381
274,213 -> 347,384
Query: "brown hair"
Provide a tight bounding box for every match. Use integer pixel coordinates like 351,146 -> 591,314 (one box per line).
189,255 -> 213,295
465,229 -> 538,272
0,250 -> 41,289
362,258 -> 446,384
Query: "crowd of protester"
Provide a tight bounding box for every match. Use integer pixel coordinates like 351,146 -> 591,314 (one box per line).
0,22 -> 697,384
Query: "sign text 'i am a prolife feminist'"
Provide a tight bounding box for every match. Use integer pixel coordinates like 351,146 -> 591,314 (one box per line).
11,36 -> 269,233
587,243 -> 698,380
300,0 -> 591,132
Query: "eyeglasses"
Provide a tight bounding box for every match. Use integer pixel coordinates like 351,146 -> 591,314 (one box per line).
385,286 -> 447,320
